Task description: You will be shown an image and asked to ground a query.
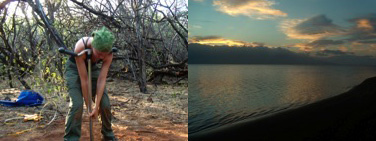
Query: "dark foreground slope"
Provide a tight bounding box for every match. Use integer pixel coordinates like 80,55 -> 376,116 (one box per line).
189,76 -> 376,140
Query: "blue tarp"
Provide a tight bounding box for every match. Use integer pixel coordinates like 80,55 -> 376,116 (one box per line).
0,90 -> 44,107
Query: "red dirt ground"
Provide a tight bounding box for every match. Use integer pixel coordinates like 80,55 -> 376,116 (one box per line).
0,80 -> 188,141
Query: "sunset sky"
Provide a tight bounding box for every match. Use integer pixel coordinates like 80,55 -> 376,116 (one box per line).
189,0 -> 376,57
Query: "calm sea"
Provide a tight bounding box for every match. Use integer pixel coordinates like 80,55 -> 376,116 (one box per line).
188,64 -> 376,134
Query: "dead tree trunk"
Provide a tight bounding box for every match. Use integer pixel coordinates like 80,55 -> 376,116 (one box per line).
134,0 -> 147,93
7,69 -> 13,88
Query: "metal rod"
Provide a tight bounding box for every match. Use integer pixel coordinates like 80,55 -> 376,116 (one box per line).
87,51 -> 93,141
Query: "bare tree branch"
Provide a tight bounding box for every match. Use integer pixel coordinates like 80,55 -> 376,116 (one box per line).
0,0 -> 26,10
70,0 -> 122,28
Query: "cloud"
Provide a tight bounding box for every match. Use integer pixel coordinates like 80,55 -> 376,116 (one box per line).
306,40 -> 344,47
189,36 -> 266,47
345,13 -> 376,43
338,46 -> 348,52
283,14 -> 376,44
212,0 -> 287,20
357,40 -> 376,44
356,19 -> 374,31
291,39 -> 345,51
280,14 -> 376,54
348,41 -> 376,57
315,49 -> 354,57
280,15 -> 344,40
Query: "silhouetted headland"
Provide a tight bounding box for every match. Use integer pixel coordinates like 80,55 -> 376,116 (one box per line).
189,76 -> 376,140
189,43 -> 376,66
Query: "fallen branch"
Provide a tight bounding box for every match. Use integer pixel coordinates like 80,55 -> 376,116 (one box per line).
4,117 -> 24,123
46,110 -> 57,126
146,58 -> 187,69
171,76 -> 188,85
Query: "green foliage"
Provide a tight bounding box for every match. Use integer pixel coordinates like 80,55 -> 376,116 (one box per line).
30,58 -> 68,110
172,91 -> 182,98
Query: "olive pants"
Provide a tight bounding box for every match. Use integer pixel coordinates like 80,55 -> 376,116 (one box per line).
63,59 -> 115,141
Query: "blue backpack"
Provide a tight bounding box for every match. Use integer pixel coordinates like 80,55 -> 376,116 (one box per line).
0,90 -> 44,107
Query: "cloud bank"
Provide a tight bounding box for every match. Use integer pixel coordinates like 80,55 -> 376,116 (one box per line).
280,14 -> 376,54
189,36 -> 266,47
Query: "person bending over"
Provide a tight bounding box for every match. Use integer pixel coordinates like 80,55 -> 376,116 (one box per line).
64,27 -> 117,141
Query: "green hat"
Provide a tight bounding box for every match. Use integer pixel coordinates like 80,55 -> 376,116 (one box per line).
91,27 -> 115,52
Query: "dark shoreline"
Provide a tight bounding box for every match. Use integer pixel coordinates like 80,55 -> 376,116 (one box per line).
189,63 -> 376,67
189,76 -> 376,140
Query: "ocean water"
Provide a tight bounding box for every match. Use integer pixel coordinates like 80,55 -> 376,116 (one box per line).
188,64 -> 376,134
